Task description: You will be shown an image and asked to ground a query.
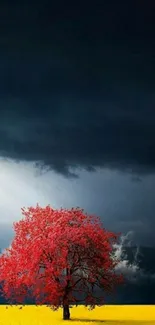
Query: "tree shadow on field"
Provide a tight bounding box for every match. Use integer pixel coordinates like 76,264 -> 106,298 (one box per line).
70,320 -> 155,324
71,319 -> 105,323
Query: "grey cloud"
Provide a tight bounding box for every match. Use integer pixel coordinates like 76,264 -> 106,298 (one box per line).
0,158 -> 154,247
0,92 -> 155,178
0,2 -> 154,176
0,224 -> 14,250
113,232 -> 155,289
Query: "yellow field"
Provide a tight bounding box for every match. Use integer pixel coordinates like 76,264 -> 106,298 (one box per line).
0,305 -> 154,325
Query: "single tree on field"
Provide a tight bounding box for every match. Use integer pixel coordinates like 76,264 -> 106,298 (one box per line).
0,205 -> 123,320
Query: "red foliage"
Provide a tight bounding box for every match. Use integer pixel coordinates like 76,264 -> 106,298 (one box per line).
0,205 -> 123,310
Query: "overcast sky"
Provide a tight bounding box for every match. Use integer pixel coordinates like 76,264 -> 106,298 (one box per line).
0,0 -> 155,254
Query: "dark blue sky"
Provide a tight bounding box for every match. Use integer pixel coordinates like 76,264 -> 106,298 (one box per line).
0,1 -> 155,175
0,0 -> 155,240
0,0 -> 155,303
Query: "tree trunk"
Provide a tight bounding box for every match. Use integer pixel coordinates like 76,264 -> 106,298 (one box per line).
63,304 -> 70,320
63,267 -> 70,320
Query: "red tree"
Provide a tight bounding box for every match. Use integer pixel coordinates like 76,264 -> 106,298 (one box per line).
0,205 -> 123,320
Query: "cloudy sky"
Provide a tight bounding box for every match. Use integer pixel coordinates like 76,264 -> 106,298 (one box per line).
0,0 -> 155,256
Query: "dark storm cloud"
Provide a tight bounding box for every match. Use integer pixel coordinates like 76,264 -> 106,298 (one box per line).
0,1 -> 155,176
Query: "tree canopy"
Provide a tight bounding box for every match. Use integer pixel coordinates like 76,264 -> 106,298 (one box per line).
0,205 -> 123,319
